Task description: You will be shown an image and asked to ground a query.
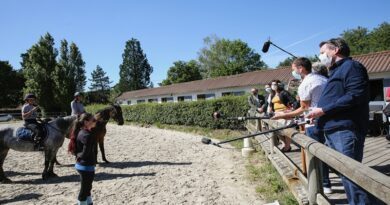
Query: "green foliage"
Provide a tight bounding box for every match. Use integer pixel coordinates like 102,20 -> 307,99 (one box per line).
69,42 -> 86,92
198,35 -> 268,78
247,151 -> 298,205
0,61 -> 25,107
341,22 -> 390,55
21,33 -> 59,112
86,96 -> 250,129
87,65 -> 112,104
277,55 -> 319,68
118,38 -> 153,92
161,60 -> 202,86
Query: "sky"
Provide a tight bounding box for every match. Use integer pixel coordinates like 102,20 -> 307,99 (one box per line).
1,0 -> 389,89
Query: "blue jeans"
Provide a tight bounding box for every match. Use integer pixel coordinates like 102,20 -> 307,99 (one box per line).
305,126 -> 331,188
324,129 -> 370,205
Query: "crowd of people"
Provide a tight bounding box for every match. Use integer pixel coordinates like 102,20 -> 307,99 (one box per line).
248,38 -> 384,204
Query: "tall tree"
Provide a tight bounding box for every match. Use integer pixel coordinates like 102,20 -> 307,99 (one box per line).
21,33 -> 58,112
198,36 -> 267,78
53,39 -> 75,112
89,65 -> 112,92
69,42 -> 86,92
0,61 -> 25,107
118,38 -> 153,92
161,60 -> 202,86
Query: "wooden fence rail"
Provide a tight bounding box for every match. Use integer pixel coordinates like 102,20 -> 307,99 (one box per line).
248,117 -> 390,204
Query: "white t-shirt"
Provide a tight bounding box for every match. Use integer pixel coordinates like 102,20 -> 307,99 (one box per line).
298,73 -> 327,127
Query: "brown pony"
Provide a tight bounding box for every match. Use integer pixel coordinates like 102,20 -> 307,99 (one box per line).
92,104 -> 124,163
55,104 -> 124,165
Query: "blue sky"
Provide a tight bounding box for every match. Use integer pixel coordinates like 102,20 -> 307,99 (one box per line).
1,0 -> 389,89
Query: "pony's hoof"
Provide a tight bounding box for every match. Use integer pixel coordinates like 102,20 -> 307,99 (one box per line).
0,177 -> 12,184
42,172 -> 58,180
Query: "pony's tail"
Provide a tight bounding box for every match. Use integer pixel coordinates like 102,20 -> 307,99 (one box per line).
67,128 -> 77,155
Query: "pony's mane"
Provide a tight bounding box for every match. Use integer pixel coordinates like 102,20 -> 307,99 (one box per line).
95,105 -> 114,121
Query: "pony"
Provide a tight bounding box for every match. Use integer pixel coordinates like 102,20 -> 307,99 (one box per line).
54,104 -> 124,165
92,104 -> 124,163
0,116 -> 77,183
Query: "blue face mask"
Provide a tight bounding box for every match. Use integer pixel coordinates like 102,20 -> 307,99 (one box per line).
292,70 -> 302,80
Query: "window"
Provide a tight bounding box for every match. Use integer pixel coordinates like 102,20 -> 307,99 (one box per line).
148,98 -> 158,103
369,79 -> 384,101
137,99 -> 145,104
178,96 -> 192,102
162,97 -> 174,102
127,100 -> 132,105
222,91 -> 245,96
197,93 -> 215,100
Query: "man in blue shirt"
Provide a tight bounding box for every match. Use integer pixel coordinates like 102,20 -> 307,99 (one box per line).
306,38 -> 373,204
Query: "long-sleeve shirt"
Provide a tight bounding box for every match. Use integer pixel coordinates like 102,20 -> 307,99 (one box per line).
71,100 -> 85,116
316,58 -> 369,134
76,129 -> 97,167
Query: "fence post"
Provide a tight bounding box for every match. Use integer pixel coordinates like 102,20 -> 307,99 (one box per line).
306,148 -> 321,205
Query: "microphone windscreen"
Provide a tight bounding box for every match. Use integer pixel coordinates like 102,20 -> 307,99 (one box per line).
262,41 -> 271,53
201,137 -> 211,144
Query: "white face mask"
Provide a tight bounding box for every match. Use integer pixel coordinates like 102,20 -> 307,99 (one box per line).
265,87 -> 272,93
319,53 -> 332,67
271,85 -> 277,91
291,70 -> 302,80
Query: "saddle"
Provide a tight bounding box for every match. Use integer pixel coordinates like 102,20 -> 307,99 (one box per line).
16,120 -> 48,150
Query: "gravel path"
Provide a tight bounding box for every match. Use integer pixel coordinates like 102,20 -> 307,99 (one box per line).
0,122 -> 264,205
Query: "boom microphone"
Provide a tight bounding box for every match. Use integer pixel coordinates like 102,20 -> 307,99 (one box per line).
262,40 -> 271,53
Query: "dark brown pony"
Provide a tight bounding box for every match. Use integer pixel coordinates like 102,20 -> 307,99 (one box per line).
55,104 -> 124,165
93,104 -> 124,163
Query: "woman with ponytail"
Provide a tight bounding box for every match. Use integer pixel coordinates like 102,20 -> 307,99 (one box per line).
68,113 -> 97,205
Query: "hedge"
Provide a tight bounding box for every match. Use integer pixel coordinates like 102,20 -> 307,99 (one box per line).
86,95 -> 251,129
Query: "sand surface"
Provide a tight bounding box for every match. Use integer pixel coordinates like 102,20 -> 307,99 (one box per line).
0,122 -> 264,205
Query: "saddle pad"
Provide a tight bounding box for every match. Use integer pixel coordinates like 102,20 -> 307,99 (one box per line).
16,127 -> 34,141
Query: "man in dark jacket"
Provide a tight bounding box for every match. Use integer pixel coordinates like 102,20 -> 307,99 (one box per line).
306,38 -> 376,204
248,88 -> 266,114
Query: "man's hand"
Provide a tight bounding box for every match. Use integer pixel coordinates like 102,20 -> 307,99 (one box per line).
305,107 -> 325,119
257,108 -> 264,113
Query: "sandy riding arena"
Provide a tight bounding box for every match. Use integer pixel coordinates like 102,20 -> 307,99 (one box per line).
0,122 -> 264,205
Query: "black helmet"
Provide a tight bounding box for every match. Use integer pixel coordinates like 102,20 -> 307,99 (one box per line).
24,93 -> 36,101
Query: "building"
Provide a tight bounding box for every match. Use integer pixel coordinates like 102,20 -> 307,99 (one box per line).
117,50 -> 390,105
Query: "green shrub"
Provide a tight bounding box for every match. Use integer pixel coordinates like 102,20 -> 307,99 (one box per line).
86,96 -> 250,129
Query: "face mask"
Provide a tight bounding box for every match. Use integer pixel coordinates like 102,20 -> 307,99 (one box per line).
319,53 -> 332,67
291,70 -> 302,80
271,85 -> 277,91
265,87 -> 272,93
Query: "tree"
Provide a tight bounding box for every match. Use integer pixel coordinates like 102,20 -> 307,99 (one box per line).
161,60 -> 202,86
341,26 -> 370,55
341,22 -> 390,55
53,39 -> 75,112
370,22 -> 390,52
21,33 -> 58,112
198,36 -> 267,78
69,42 -> 86,92
277,56 -> 319,68
88,65 -> 112,103
0,61 -> 25,107
118,38 -> 153,92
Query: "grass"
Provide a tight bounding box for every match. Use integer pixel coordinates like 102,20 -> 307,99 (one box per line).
124,121 -> 298,204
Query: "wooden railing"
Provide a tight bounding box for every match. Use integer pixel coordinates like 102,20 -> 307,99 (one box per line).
247,116 -> 390,204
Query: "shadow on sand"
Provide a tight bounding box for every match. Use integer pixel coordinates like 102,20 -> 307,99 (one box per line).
0,193 -> 43,204
98,160 -> 192,169
11,172 -> 156,185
